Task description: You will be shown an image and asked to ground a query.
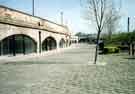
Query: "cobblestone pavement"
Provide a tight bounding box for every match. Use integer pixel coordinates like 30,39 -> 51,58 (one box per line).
0,44 -> 135,94
0,44 -> 96,64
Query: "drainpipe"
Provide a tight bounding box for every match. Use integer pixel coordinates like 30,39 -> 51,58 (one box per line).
38,31 -> 41,53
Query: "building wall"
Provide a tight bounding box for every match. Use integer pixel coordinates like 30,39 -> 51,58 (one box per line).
0,6 -> 71,56
0,6 -> 69,34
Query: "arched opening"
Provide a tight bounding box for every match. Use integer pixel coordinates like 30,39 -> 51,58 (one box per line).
66,40 -> 70,47
42,36 -> 57,51
0,34 -> 37,56
59,38 -> 66,48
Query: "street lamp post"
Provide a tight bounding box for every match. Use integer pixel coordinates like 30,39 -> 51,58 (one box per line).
60,12 -> 63,25
32,0 -> 35,16
128,16 -> 135,56
128,17 -> 130,32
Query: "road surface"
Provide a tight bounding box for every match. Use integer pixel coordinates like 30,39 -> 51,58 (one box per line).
0,44 -> 134,94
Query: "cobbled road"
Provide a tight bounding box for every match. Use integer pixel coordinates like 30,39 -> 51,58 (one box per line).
0,44 -> 135,94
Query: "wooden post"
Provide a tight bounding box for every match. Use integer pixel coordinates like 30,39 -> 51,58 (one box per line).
128,17 -> 130,55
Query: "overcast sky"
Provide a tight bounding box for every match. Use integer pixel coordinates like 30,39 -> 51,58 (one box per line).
0,0 -> 135,34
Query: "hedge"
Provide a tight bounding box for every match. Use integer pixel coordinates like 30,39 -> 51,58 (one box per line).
103,46 -> 120,54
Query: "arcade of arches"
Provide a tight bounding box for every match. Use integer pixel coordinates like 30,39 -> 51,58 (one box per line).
0,35 -> 68,56
0,6 -> 71,56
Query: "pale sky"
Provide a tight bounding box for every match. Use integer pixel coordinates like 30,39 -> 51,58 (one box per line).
0,0 -> 135,34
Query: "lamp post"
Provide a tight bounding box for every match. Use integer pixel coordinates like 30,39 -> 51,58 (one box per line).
127,16 -> 135,32
128,17 -> 130,32
32,0 -> 35,16
60,11 -> 63,25
128,16 -> 135,56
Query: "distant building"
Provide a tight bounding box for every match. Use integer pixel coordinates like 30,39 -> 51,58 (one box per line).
77,33 -> 97,44
70,35 -> 79,44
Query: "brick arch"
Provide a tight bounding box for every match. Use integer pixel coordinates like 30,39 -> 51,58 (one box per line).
59,38 -> 66,48
0,32 -> 38,43
0,34 -> 37,56
42,36 -> 57,51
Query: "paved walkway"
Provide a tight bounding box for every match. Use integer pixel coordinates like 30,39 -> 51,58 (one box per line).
0,44 -> 135,94
0,44 -> 96,64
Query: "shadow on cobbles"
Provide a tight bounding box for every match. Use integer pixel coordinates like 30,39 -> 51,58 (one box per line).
124,57 -> 135,60
2,61 -> 89,65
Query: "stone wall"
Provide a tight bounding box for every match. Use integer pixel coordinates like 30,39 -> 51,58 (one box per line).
0,5 -> 70,35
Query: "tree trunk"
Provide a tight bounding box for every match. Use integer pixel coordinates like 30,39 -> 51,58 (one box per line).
94,30 -> 101,64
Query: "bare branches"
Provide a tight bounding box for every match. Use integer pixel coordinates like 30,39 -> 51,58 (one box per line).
86,0 -> 110,32
85,0 -> 120,63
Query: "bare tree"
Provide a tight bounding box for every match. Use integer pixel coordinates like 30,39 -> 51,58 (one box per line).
85,0 -> 116,64
104,4 -> 121,40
